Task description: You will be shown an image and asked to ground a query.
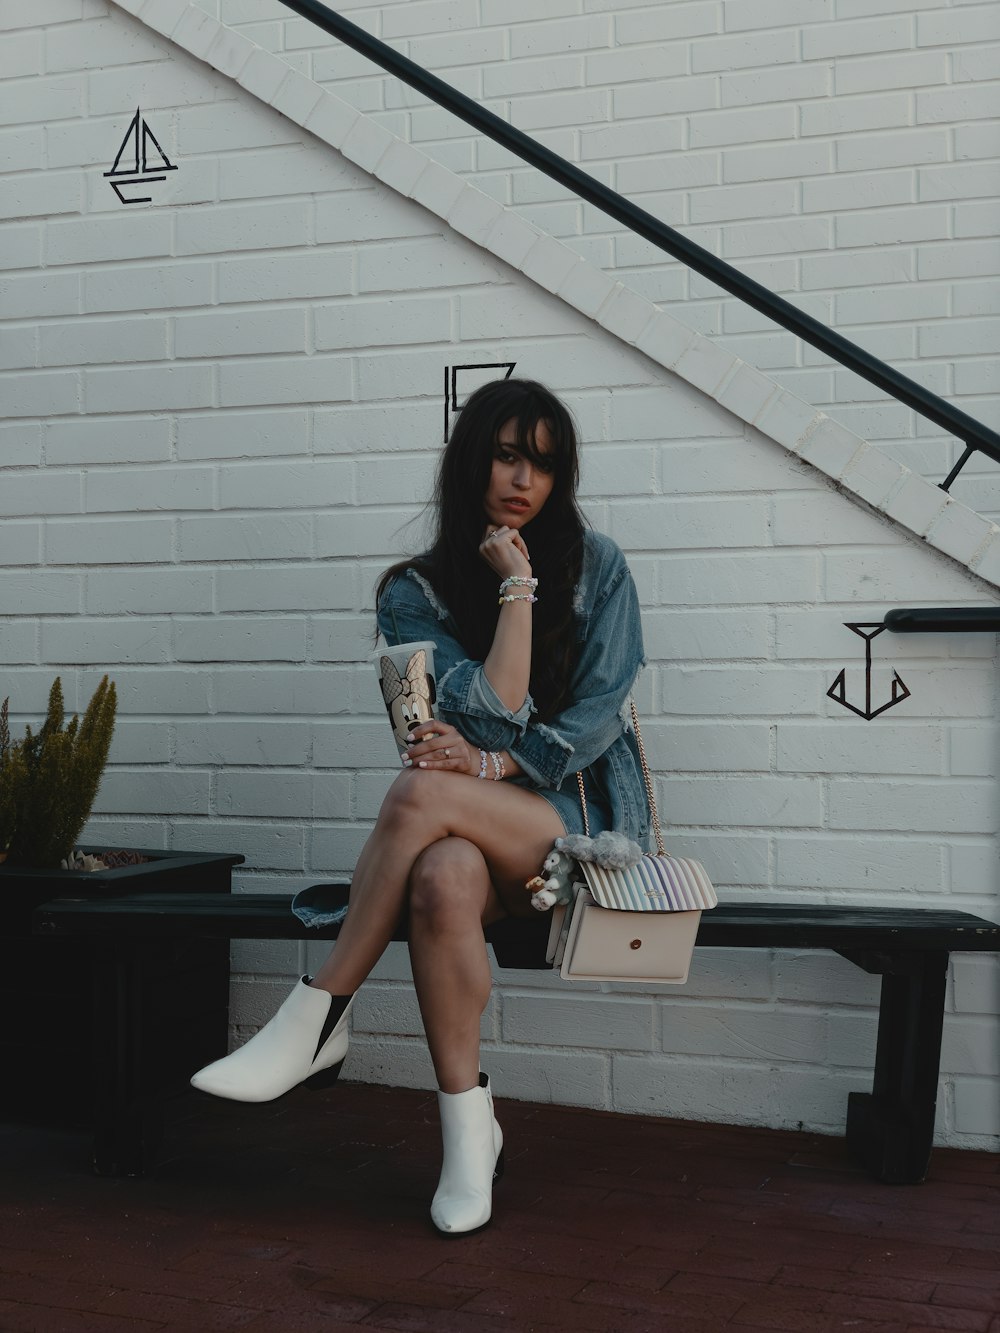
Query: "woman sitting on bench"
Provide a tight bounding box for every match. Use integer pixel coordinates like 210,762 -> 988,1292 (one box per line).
191,378 -> 647,1235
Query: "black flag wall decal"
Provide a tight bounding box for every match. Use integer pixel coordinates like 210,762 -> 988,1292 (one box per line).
444,362 -> 516,440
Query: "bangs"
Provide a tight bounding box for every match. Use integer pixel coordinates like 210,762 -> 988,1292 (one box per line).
508,404 -> 572,474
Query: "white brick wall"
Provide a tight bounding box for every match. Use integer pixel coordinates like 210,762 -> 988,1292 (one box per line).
192,0 -> 1000,519
1,3 -> 997,1150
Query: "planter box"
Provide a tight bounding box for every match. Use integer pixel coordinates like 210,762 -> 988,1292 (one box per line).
1,845 -> 244,929
0,847 -> 244,1159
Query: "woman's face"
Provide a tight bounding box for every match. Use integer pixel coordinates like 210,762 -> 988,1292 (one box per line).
482,417 -> 556,530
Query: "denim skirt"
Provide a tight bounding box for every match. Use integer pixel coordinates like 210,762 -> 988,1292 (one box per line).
517,768 -> 613,839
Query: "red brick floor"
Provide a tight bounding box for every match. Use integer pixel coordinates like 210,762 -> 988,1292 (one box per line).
1,1082 -> 998,1332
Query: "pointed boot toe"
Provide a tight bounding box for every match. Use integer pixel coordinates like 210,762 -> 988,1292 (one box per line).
191,978 -> 354,1103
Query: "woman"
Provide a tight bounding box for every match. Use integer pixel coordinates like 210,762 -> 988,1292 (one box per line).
191,379 -> 648,1234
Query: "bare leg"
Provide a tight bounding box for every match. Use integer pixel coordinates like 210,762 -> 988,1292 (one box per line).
310,769 -> 562,996
188,772 -> 563,1106
407,838 -> 497,1094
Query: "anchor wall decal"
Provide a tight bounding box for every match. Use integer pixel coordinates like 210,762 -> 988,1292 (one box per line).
827,623 -> 911,721
104,107 -> 177,205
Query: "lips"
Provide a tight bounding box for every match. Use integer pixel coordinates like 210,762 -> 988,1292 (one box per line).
503,498 -> 530,511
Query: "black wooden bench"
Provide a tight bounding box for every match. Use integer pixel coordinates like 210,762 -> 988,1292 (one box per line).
33,887 -> 999,1185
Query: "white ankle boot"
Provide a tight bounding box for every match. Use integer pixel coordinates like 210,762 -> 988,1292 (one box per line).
431,1073 -> 504,1235
191,977 -> 354,1103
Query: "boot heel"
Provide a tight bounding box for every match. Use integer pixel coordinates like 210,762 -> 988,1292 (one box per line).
493,1147 -> 505,1181
304,1059 -> 345,1091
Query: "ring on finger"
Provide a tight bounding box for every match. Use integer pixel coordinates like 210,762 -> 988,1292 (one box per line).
444,747 -> 451,759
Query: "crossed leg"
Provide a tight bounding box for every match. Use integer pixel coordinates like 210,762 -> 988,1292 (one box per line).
309,768 -> 564,1090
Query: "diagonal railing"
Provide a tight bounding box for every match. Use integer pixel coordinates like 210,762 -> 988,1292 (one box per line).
279,0 -> 1000,492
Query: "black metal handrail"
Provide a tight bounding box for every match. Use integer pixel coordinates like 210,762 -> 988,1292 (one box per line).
885,608 -> 1000,633
277,1 -> 1000,486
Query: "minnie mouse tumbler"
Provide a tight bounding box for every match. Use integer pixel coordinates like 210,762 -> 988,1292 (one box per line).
373,640 -> 438,756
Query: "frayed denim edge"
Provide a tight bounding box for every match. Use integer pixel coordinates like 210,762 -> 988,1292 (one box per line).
532,720 -> 575,756
405,568 -> 449,621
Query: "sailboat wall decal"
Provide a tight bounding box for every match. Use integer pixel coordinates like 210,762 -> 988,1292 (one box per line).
104,108 -> 177,205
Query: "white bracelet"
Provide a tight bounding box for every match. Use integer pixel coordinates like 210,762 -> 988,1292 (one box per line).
478,749 -> 489,779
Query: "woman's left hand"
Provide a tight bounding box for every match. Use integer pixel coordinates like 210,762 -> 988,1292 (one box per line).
402,720 -> 478,776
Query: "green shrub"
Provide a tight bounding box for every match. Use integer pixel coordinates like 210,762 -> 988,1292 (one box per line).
0,676 -> 117,869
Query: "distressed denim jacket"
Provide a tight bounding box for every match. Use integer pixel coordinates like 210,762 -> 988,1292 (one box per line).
376,529 -> 650,845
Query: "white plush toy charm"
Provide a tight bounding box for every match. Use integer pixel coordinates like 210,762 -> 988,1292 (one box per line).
524,847 -> 581,911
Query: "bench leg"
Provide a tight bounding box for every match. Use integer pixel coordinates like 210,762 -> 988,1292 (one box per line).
844,949 -> 948,1185
91,947 -> 162,1177
90,938 -> 230,1177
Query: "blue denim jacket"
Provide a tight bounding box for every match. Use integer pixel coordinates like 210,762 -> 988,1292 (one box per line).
376,529 -> 650,845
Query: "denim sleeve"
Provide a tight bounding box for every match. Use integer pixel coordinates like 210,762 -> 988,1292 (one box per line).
376,572 -> 532,752
509,563 -> 645,789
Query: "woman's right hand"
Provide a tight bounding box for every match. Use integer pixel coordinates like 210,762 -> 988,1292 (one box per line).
403,720 -> 479,776
479,525 -> 533,582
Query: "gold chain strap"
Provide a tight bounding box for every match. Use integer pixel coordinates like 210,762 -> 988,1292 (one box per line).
576,771 -> 590,838
575,697 -> 665,856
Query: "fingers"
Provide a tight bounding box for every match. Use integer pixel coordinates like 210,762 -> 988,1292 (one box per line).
403,722 -> 472,773
402,741 -> 468,772
409,721 -> 449,744
482,525 -> 529,556
480,525 -> 532,577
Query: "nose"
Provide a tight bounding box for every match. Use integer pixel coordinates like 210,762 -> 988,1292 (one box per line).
513,459 -> 532,488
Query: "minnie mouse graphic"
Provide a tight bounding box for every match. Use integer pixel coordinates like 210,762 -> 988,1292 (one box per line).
378,648 -> 436,752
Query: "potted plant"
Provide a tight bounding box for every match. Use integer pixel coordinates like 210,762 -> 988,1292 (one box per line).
0,675 -> 243,1139
1,676 -> 243,916
1,675 -> 117,870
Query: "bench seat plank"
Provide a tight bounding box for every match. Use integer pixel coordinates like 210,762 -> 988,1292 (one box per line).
34,890 -> 1000,953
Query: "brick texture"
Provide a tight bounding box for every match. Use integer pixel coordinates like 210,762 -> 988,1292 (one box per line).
201,0 -> 1000,515
1,3 -> 997,1149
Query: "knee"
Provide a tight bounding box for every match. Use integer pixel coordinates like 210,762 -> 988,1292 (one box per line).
408,841 -> 485,930
378,768 -> 448,832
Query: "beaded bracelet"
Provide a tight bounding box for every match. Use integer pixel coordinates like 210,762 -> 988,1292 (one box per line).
499,592 -> 538,605
478,749 -> 505,780
499,575 -> 538,593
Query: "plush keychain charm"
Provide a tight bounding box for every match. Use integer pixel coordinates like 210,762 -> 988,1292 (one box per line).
524,847 -> 581,911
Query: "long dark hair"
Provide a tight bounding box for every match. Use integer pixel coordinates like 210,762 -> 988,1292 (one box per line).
376,379 -> 587,720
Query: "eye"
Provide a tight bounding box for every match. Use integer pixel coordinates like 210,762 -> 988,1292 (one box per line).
535,456 -> 556,474
495,449 -> 517,464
